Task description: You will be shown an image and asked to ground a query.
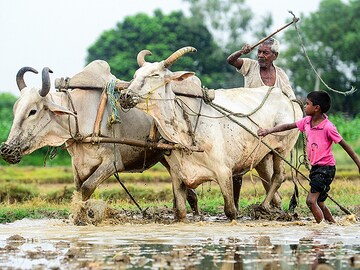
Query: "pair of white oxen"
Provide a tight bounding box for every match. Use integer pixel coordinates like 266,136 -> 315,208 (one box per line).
0,47 -> 302,222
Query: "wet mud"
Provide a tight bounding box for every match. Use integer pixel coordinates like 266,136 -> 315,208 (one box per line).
0,197 -> 359,270
70,193 -> 299,227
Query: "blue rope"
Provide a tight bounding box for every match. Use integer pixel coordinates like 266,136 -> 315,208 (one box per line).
106,80 -> 121,126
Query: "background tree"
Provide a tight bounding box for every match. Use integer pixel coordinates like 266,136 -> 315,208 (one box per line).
0,93 -> 16,144
183,0 -> 282,88
183,0 -> 253,52
282,0 -> 360,116
87,10 -> 239,88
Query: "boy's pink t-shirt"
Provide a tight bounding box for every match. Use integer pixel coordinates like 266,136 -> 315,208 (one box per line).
296,115 -> 343,166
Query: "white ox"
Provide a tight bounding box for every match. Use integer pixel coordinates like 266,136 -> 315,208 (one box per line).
121,47 -> 303,221
0,60 -> 199,211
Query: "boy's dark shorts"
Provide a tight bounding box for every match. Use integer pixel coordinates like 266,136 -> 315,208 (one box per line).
309,165 -> 336,202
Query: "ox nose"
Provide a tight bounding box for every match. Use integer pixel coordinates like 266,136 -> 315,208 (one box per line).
119,89 -> 137,109
0,143 -> 22,164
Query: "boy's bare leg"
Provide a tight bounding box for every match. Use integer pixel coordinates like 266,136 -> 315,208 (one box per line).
306,192 -> 324,223
318,201 -> 336,223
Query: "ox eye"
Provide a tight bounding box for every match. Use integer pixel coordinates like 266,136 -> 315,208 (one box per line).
151,74 -> 160,78
28,109 -> 37,117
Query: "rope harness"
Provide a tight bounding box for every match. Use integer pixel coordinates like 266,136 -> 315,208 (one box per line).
208,90 -> 351,214
128,80 -> 351,215
292,16 -> 357,96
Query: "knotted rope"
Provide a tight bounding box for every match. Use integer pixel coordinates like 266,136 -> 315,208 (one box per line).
292,13 -> 357,96
207,99 -> 351,215
106,80 -> 121,126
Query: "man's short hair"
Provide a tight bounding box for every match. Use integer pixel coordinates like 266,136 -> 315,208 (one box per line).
263,38 -> 280,54
307,90 -> 331,113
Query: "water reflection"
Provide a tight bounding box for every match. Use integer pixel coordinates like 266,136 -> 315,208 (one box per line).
0,219 -> 359,269
1,236 -> 359,269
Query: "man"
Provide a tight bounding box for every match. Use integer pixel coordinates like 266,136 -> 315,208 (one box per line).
227,37 -> 295,99
227,38 -> 296,210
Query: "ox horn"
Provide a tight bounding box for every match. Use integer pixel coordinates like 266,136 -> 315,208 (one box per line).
163,46 -> 197,68
16,67 -> 38,91
116,80 -> 130,90
137,50 -> 152,67
39,67 -> 53,97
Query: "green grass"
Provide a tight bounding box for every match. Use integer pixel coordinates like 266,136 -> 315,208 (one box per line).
0,200 -> 69,223
1,167 -> 358,224
0,135 -> 359,223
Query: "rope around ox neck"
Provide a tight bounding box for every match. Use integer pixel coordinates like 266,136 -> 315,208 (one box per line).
208,101 -> 352,215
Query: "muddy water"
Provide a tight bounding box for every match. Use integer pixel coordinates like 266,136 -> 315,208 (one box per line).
0,218 -> 359,269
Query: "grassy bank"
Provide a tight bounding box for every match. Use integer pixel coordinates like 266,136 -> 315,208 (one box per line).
0,161 -> 359,223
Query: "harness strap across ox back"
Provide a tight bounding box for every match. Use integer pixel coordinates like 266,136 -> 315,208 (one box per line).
169,80 -> 351,215
55,77 -> 203,152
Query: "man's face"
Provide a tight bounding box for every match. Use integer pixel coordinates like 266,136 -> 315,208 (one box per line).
257,44 -> 277,68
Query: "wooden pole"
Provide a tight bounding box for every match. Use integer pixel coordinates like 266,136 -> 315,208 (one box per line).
251,14 -> 299,50
82,136 -> 204,152
92,89 -> 108,137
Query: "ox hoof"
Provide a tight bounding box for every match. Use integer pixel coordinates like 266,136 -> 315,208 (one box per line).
225,209 -> 237,221
80,185 -> 95,201
250,203 -> 294,221
174,212 -> 187,223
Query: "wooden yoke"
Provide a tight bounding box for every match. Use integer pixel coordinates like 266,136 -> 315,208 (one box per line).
93,87 -> 108,137
148,120 -> 158,142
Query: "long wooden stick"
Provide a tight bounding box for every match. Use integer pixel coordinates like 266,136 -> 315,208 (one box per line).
251,13 -> 299,50
82,136 -> 204,152
92,89 -> 108,137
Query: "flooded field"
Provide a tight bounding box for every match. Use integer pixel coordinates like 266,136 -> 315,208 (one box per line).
0,216 -> 359,269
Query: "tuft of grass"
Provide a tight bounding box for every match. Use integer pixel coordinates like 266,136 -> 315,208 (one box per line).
0,166 -> 74,184
0,183 -> 38,203
0,161 -> 359,223
0,199 -> 69,223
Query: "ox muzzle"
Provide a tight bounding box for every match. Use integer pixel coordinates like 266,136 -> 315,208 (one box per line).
119,89 -> 139,109
0,143 -> 22,164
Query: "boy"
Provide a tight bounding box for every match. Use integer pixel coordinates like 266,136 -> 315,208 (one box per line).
257,91 -> 360,223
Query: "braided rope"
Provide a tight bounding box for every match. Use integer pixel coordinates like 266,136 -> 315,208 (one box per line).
293,22 -> 357,96
106,80 -> 121,126
201,88 -> 213,104
211,86 -> 275,118
208,102 -> 351,215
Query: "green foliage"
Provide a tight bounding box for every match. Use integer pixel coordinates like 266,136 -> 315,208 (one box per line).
183,0 -> 253,52
0,93 -> 16,143
0,204 -> 69,223
47,186 -> 75,203
98,185 -> 173,203
329,114 -> 360,167
0,183 -> 37,203
86,10 -> 238,89
329,114 -> 360,143
0,164 -> 359,223
282,0 -> 360,115
0,166 -> 74,184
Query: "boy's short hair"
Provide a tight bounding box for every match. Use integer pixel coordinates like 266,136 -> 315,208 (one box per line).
307,91 -> 331,113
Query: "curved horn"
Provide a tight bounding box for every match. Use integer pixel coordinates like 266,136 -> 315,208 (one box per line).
164,46 -> 197,68
137,50 -> 152,67
39,67 -> 53,97
115,80 -> 130,90
16,67 -> 38,91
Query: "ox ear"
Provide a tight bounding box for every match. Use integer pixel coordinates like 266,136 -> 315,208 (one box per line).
45,102 -> 76,117
171,71 -> 195,82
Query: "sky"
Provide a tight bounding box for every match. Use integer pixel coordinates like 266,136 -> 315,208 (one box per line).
0,0 -> 321,96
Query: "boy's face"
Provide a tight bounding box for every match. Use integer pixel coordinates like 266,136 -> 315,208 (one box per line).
304,98 -> 320,116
